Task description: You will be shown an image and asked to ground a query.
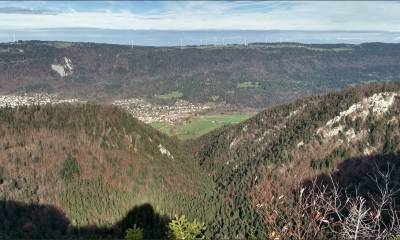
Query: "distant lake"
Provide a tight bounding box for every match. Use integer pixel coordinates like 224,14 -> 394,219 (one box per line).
1,29 -> 400,46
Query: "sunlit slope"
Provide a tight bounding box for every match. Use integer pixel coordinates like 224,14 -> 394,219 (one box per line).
0,104 -> 216,229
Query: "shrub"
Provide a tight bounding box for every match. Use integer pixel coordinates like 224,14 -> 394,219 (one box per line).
125,225 -> 144,240
60,153 -> 80,181
167,215 -> 205,240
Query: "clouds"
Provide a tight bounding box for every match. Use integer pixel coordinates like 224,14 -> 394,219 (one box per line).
0,1 -> 399,31
0,6 -> 59,14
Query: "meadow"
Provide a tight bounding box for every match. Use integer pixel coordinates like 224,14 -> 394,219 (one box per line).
151,114 -> 253,139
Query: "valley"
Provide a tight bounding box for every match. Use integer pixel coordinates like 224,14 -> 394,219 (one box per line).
2,1 -> 400,239
1,40 -> 400,240
151,113 -> 253,140
1,82 -> 399,239
0,93 -> 253,140
2,40 -> 400,141
112,97 -> 213,125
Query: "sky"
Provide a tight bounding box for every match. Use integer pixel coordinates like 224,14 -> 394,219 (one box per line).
0,1 -> 399,31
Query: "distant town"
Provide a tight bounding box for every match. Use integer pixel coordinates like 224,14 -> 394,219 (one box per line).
0,93 -> 83,108
112,98 -> 211,124
0,93 -> 211,124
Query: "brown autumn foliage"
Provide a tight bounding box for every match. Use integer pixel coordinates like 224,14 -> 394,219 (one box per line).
0,103 -> 216,234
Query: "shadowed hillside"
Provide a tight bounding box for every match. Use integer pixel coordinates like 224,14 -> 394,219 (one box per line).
0,201 -> 169,239
256,153 -> 400,240
303,153 -> 400,195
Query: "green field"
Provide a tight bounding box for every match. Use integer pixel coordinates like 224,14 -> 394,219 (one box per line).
150,122 -> 174,135
151,114 -> 253,140
155,91 -> 183,99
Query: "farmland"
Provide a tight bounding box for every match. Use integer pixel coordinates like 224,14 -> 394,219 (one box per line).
151,113 -> 253,139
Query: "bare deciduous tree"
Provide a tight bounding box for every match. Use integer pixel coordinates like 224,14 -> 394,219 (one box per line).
258,164 -> 400,240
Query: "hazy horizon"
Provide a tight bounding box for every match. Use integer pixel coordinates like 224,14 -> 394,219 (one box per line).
2,29 -> 400,47
1,1 -> 399,46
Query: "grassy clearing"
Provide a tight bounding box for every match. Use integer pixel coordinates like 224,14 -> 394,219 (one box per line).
178,114 -> 252,139
155,91 -> 183,100
51,42 -> 74,48
151,114 -> 252,140
150,122 -> 173,135
237,82 -> 260,89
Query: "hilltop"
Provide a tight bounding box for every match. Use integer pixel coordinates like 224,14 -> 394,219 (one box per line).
0,104 -> 218,239
1,41 -> 400,108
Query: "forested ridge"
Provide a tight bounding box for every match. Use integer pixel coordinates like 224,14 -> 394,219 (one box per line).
1,41 -> 400,108
191,82 -> 400,238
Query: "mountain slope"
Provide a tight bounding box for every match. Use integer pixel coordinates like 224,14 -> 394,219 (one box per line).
1,41 -> 400,108
191,83 -> 400,237
1,83 -> 399,238
0,104 -> 217,239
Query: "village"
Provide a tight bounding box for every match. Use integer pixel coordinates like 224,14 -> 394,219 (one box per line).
0,93 -> 212,125
0,93 -> 83,108
112,98 -> 211,124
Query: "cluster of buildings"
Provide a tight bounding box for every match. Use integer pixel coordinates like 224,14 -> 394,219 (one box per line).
0,93 -> 211,125
0,93 -> 83,108
112,98 -> 210,123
